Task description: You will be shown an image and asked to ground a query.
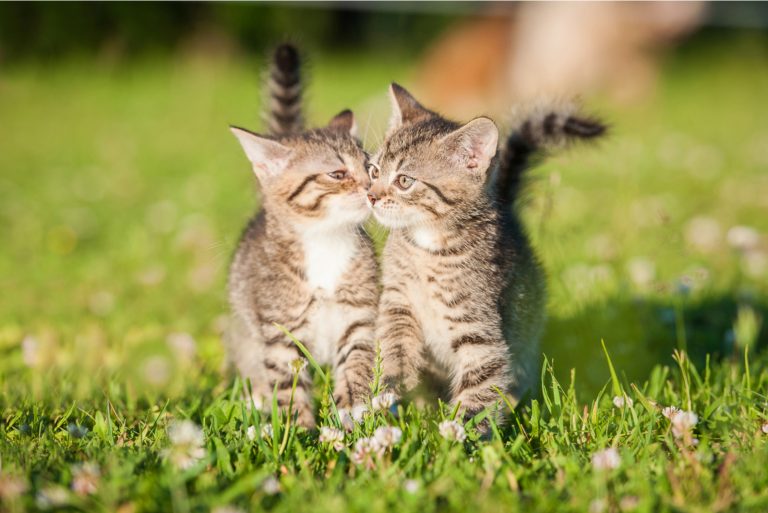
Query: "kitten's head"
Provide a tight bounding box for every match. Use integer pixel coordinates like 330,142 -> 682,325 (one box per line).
367,84 -> 498,229
231,110 -> 370,231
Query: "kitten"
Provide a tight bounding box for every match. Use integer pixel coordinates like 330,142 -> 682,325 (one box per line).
225,44 -> 378,428
368,84 -> 604,428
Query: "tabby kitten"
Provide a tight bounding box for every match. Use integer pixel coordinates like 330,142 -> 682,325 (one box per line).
368,84 -> 604,427
225,44 -> 377,428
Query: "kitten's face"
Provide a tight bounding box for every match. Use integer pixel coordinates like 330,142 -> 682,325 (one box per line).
367,85 -> 498,230
232,111 -> 370,231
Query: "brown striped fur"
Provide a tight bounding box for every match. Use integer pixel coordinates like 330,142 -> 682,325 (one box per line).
368,84 -> 604,430
225,47 -> 377,429
266,43 -> 303,136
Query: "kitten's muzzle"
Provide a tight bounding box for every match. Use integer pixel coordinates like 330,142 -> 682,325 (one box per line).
367,192 -> 379,207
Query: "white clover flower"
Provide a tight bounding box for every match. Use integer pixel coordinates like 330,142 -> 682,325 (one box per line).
352,404 -> 369,422
626,257 -> 655,288
670,411 -> 698,439
726,226 -> 760,252
21,335 -> 41,368
661,406 -> 680,419
685,216 -> 721,253
338,409 -> 356,432
166,332 -> 197,361
591,447 -> 621,471
742,249 -> 767,278
403,479 -> 420,494
88,290 -> 115,316
70,463 -> 100,496
438,420 -> 466,443
612,395 -> 633,408
619,495 -> 640,512
261,476 -> 281,495
168,419 -> 204,446
319,426 -> 345,451
0,473 -> 28,500
371,393 -> 397,412
373,426 -> 402,449
589,498 -> 607,513
261,424 -> 274,439
350,437 -> 383,470
246,426 -> 257,441
164,420 -> 206,470
142,355 -> 171,386
761,422 -> 768,435
35,486 -> 69,509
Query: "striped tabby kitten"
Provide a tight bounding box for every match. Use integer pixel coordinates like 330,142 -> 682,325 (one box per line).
368,84 -> 604,428
226,44 -> 377,428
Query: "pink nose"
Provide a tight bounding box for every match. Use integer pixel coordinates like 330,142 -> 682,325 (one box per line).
367,193 -> 378,206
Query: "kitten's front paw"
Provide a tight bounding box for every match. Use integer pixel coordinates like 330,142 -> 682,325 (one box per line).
458,404 -> 503,440
336,404 -> 369,432
293,406 -> 316,430
337,408 -> 356,432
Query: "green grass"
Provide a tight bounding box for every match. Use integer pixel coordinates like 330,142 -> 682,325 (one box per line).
1,34 -> 768,512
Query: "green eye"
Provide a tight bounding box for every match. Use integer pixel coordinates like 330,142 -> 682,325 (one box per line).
396,174 -> 415,190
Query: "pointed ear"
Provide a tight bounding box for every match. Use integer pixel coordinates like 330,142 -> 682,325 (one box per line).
438,117 -> 499,172
388,83 -> 431,132
327,109 -> 357,138
230,126 -> 293,181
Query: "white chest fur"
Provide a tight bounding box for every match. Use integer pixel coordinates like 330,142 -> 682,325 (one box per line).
301,229 -> 357,293
411,226 -> 443,251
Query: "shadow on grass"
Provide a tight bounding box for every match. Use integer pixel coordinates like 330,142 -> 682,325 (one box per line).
542,293 -> 768,398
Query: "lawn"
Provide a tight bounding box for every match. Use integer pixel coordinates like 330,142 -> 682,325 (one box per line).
1,33 -> 768,512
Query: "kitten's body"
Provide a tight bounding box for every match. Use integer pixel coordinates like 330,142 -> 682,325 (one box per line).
369,85 -> 604,424
225,45 -> 376,427
378,203 -> 545,408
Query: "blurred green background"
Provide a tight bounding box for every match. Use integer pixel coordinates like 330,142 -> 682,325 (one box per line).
0,2 -> 766,401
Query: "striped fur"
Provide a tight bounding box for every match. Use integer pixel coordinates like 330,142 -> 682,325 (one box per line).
494,104 -> 606,204
266,43 -> 303,136
226,47 -> 376,429
368,84 -> 605,432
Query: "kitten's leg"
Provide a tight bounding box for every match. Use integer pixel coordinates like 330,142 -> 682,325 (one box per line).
377,287 -> 426,397
332,316 -> 376,409
261,326 -> 315,429
225,314 -> 271,409
450,334 -> 511,431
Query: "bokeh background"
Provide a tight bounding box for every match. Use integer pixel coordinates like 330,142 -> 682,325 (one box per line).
1,2 -> 766,402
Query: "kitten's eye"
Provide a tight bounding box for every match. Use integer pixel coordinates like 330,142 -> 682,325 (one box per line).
395,174 -> 415,190
368,164 -> 380,180
327,170 -> 348,180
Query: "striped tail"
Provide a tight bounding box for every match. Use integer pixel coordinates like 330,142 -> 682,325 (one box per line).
266,43 -> 303,136
495,105 -> 606,205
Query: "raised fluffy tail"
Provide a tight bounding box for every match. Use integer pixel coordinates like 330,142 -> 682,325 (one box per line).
266,43 -> 303,136
495,104 -> 606,205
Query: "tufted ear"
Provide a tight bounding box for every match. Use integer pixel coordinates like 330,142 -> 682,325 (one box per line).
388,82 -> 431,132
230,126 -> 293,182
327,109 -> 357,138
438,117 -> 498,173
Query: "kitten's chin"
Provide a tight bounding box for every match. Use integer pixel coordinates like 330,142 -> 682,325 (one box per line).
372,210 -> 410,230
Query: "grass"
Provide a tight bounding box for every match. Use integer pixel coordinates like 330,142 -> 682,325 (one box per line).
1,33 -> 768,512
